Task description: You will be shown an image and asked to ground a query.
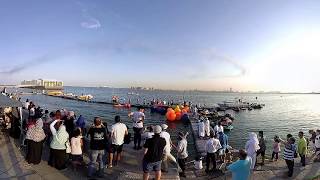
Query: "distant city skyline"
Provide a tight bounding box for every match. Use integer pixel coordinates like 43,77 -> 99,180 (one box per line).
1,0 -> 320,92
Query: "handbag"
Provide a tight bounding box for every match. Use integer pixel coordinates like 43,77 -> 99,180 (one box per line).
66,141 -> 71,154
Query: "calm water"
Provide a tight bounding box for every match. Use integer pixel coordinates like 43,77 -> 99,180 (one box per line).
10,87 -> 320,156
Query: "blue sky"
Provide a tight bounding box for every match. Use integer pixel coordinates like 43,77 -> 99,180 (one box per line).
1,0 -> 320,92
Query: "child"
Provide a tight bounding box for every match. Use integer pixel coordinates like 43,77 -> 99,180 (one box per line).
194,156 -> 203,170
70,128 -> 83,170
142,125 -> 154,144
271,136 -> 281,161
198,119 -> 205,139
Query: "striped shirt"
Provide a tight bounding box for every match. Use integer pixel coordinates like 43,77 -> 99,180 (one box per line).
283,144 -> 295,160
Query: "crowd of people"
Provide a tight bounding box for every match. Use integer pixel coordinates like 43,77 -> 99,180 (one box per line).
21,100 -> 189,180
2,94 -> 320,180
196,111 -> 320,179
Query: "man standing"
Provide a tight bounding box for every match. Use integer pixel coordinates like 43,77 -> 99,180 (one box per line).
109,115 -> 128,168
129,107 -> 145,150
87,117 -> 108,178
297,131 -> 307,166
205,133 -> 222,173
218,131 -> 229,163
227,149 -> 252,180
160,124 -> 177,172
214,121 -> 224,134
256,131 -> 266,166
143,125 -> 166,180
176,132 -> 189,177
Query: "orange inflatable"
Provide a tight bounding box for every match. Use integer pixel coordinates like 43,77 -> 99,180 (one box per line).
175,111 -> 182,120
181,109 -> 187,114
166,111 -> 176,121
167,108 -> 174,112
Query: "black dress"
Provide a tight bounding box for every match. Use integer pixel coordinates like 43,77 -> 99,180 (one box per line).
26,139 -> 44,164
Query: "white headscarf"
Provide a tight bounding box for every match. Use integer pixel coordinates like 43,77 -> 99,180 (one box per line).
245,132 -> 260,155
26,119 -> 46,142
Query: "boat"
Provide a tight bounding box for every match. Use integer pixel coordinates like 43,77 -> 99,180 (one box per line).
77,94 -> 93,101
47,91 -> 63,96
220,117 -> 234,131
113,103 -> 131,108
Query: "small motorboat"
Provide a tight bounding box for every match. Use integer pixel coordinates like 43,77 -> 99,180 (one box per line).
77,94 -> 93,101
221,117 -> 234,131
113,103 -> 131,108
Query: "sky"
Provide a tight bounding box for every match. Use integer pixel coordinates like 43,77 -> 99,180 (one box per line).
1,0 -> 320,92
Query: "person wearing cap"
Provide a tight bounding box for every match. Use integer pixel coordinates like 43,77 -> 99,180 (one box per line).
128,107 -> 145,150
176,132 -> 189,177
160,124 -> 177,172
205,133 -> 222,173
143,125 -> 166,180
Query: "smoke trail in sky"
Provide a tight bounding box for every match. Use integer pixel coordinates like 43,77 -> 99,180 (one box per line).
0,43 -> 246,80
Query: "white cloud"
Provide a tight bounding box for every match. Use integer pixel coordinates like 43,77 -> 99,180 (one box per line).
81,18 -> 101,29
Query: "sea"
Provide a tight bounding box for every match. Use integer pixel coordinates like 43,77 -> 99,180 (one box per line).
9,86 -> 320,157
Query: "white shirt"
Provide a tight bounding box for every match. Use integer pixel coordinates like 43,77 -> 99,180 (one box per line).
194,160 -> 203,170
71,136 -> 82,155
177,138 -> 188,159
205,138 -> 222,153
111,123 -> 127,145
25,102 -> 30,109
198,121 -> 205,137
160,131 -> 171,154
30,107 -> 35,116
204,119 -> 210,131
214,125 -> 224,133
315,135 -> 320,148
143,132 -> 154,141
130,111 -> 145,128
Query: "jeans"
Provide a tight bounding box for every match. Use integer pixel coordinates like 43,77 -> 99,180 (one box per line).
88,150 -> 105,177
133,127 -> 143,148
300,154 -> 306,166
285,159 -> 294,177
206,152 -> 216,171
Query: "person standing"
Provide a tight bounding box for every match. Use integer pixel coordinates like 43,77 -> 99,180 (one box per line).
198,119 -> 205,139
205,133 -> 222,173
176,132 -> 188,177
227,149 -> 252,180
49,119 -> 69,170
256,131 -> 266,165
271,136 -> 281,161
143,125 -> 166,180
245,132 -> 260,170
204,117 -> 210,137
315,130 -> 320,162
160,124 -> 177,172
24,99 -> 30,109
64,111 -> 75,138
25,118 -> 46,165
218,131 -> 229,163
129,107 -> 145,150
87,117 -> 108,178
214,121 -> 224,134
109,115 -> 128,168
280,135 -> 296,177
297,131 -> 307,166
70,128 -> 83,170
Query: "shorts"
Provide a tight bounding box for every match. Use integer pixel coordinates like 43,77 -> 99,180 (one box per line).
71,154 -> 83,162
110,144 -> 123,153
257,149 -> 265,157
143,160 -> 161,173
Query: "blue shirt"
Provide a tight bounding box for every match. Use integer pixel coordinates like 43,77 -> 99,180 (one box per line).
227,158 -> 251,180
